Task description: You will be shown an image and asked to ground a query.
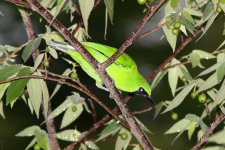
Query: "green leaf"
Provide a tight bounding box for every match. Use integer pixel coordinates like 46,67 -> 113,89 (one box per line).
6,67 -> 31,104
214,79 -> 225,106
168,59 -> 179,96
162,83 -> 195,113
192,50 -> 215,59
170,0 -> 179,8
207,129 -> 225,144
165,118 -> 191,134
133,145 -> 141,150
153,101 -> 164,119
0,101 -> 5,119
0,83 -> 10,100
40,78 -> 49,118
104,0 -> 114,24
25,138 -> 37,150
48,47 -> 58,59
203,1 -> 214,18
16,125 -> 40,137
135,117 -> 152,134
189,52 -> 200,68
96,119 -> 121,142
197,64 -> 217,77
85,141 -> 99,150
27,77 -> 43,118
60,102 -> 83,128
216,62 -> 225,81
79,0 -> 94,34
197,73 -> 218,93
201,146 -> 225,150
22,37 -> 41,62
32,54 -> 44,72
34,129 -> 50,150
57,129 -> 83,142
48,96 -> 73,120
162,25 -> 177,51
188,121 -> 197,140
0,65 -> 22,80
115,127 -> 132,150
151,70 -> 167,88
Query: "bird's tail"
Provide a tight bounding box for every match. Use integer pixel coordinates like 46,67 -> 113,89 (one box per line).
47,41 -> 76,53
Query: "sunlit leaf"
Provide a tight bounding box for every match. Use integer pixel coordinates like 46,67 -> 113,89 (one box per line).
189,52 -> 200,68
96,119 -> 121,142
216,62 -> 225,82
104,0 -> 114,24
85,141 -> 99,150
115,127 -> 132,150
207,129 -> 225,144
0,65 -> 22,80
162,25 -> 177,51
48,47 -> 58,59
0,101 -> 5,119
201,146 -> 225,150
6,67 -> 31,104
60,102 -> 83,128
162,83 -> 195,113
168,59 -> 179,96
22,37 -> 41,62
188,121 -> 197,140
170,0 -> 179,8
25,138 -> 36,150
34,129 -> 50,150
32,53 -> 44,72
57,129 -> 83,142
165,118 -> 191,134
79,0 -> 94,34
16,125 -> 40,137
40,78 -> 49,118
27,77 -> 43,118
197,73 -> 218,93
151,70 -> 167,88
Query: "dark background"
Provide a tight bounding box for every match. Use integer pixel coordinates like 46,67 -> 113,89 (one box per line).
0,1 -> 224,150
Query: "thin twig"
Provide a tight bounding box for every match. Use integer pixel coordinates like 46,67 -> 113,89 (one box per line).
191,113 -> 225,150
26,0 -> 154,149
19,7 -> 59,150
0,74 -> 128,128
87,98 -> 97,123
64,96 -> 133,150
132,107 -> 153,115
147,28 -> 202,81
101,0 -> 167,69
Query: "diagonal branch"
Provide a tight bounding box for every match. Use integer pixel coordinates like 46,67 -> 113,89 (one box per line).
147,28 -> 202,81
26,0 -> 154,149
101,0 -> 168,69
191,113 -> 225,150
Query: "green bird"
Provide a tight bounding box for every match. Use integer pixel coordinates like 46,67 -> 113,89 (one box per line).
47,41 -> 153,101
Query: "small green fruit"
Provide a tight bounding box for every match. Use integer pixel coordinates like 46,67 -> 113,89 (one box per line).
216,6 -> 222,13
70,72 -> 78,79
172,28 -> 179,35
181,76 -> 187,83
174,21 -> 181,29
34,144 -> 41,150
137,0 -> 146,5
191,91 -> 197,99
198,94 -> 207,103
120,133 -> 128,140
43,60 -> 49,67
71,105 -> 77,112
171,112 -> 178,120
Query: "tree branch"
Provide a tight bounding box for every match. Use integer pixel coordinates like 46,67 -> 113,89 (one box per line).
26,0 -> 154,149
147,28 -> 202,81
191,113 -> 225,150
101,0 -> 167,69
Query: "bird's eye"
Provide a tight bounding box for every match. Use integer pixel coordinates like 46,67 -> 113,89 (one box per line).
138,87 -> 145,93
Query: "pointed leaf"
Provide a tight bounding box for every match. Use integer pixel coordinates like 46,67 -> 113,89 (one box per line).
6,67 -> 31,104
162,25 -> 177,51
34,129 -> 50,150
22,37 -> 41,62
27,78 -> 43,118
197,73 -> 218,93
0,65 -> 22,80
32,54 -> 44,72
189,52 -> 200,68
79,0 -> 94,33
163,83 -> 195,113
60,102 -> 83,128
0,101 -> 5,119
104,0 -> 114,24
115,128 -> 132,150
85,141 -> 99,150
165,118 -> 191,134
207,129 -> 225,144
16,125 -> 40,137
168,59 -> 179,96
57,129 -> 83,142
48,47 -> 58,59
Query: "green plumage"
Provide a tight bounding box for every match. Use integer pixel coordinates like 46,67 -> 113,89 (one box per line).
48,41 -> 151,96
